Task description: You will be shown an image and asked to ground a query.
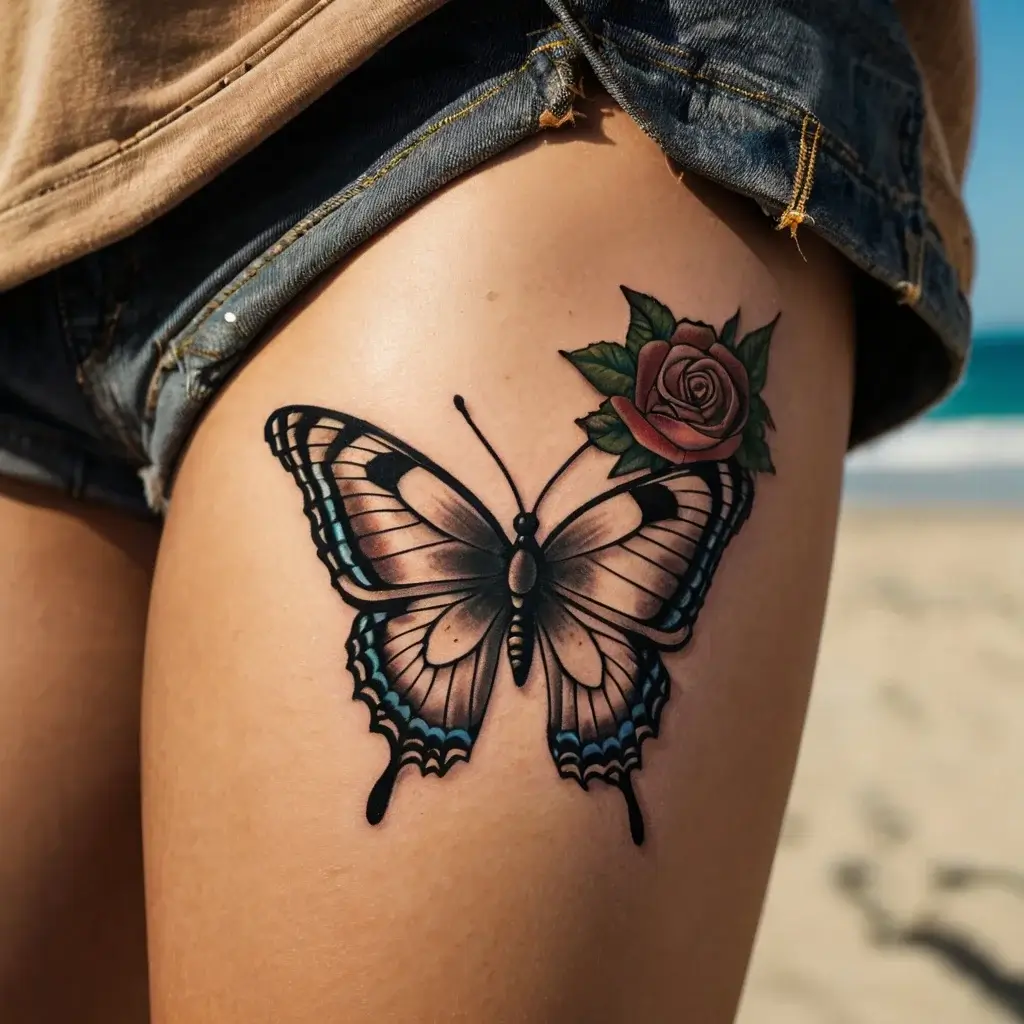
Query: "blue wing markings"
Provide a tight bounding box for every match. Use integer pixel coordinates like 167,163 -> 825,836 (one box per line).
547,641 -> 670,786
539,459 -> 754,844
311,463 -> 373,588
348,609 -> 482,777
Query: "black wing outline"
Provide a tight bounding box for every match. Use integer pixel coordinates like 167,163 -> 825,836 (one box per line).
537,459 -> 754,843
265,405 -> 510,603
265,405 -> 512,822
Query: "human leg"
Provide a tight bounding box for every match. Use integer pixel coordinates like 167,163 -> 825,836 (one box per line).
143,103 -> 852,1023
0,482 -> 155,1021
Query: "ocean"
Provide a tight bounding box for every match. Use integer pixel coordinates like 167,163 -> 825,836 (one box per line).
930,332 -> 1024,419
844,331 -> 1024,504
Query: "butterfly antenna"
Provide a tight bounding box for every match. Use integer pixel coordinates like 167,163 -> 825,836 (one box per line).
453,395 -> 526,514
533,440 -> 590,514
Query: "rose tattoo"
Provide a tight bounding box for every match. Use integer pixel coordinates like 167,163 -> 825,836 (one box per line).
611,320 -> 749,464
565,287 -> 778,477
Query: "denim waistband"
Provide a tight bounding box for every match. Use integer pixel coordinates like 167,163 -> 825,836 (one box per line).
0,0 -> 969,514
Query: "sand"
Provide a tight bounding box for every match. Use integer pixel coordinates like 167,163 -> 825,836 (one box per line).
737,508 -> 1024,1024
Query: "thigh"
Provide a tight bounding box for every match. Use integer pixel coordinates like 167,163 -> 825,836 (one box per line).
0,481 -> 156,1021
143,103 -> 853,1023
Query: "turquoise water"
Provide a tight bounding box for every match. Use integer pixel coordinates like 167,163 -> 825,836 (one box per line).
931,331 -> 1024,418
845,330 -> 1024,505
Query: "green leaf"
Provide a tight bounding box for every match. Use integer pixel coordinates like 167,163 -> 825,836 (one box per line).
608,443 -> 670,478
620,286 -> 676,357
576,399 -> 634,454
560,342 -> 637,397
735,314 -> 780,394
749,393 -> 776,432
734,421 -> 776,475
719,310 -> 740,350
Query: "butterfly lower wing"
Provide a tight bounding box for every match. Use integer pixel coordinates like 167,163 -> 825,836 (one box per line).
538,459 -> 754,843
537,605 -> 669,845
349,592 -> 509,823
265,405 -> 512,821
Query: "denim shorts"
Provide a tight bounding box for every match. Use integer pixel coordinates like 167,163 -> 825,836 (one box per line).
0,0 -> 970,515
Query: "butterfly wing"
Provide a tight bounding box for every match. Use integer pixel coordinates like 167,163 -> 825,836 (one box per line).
537,459 -> 754,843
348,596 -> 509,823
265,405 -> 512,822
265,405 -> 510,604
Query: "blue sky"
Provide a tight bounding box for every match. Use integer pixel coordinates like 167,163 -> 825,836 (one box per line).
965,0 -> 1024,329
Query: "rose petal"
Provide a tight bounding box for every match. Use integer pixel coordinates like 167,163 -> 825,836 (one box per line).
711,360 -> 747,433
676,433 -> 742,463
694,352 -> 748,436
669,320 -> 718,352
686,373 -> 713,403
685,368 -> 718,408
707,342 -> 750,403
653,401 -> 706,424
635,341 -> 670,412
660,352 -> 697,400
686,359 -> 734,430
646,413 -> 722,451
609,396 -> 689,464
660,344 -> 705,374
657,346 -> 708,418
712,374 -> 742,430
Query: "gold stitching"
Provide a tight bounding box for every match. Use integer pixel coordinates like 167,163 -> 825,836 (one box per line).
631,40 -> 827,252
784,115 -> 813,220
539,108 -> 582,128
530,39 -> 573,56
897,227 -> 925,306
897,281 -> 922,305
777,114 -> 821,251
606,33 -> 867,173
801,119 -> 822,209
627,49 -> 777,109
594,29 -> 921,209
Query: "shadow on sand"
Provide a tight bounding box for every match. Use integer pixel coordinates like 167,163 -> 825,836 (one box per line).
834,859 -> 1024,1020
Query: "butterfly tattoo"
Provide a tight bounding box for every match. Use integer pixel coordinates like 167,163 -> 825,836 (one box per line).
265,290 -> 777,845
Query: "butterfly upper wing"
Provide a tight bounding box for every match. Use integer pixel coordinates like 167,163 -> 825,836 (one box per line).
537,459 -> 753,839
265,405 -> 509,604
542,459 -> 752,648
265,405 -> 512,818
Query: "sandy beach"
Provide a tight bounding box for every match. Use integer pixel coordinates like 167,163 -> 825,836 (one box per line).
737,508 -> 1024,1024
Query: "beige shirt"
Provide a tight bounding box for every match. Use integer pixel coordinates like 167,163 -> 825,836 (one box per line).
0,0 -> 975,294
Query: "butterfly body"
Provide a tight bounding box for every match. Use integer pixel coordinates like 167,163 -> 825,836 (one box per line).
506,512 -> 542,686
266,404 -> 754,845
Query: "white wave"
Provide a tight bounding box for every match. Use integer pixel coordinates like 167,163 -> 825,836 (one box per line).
846,417 -> 1024,473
